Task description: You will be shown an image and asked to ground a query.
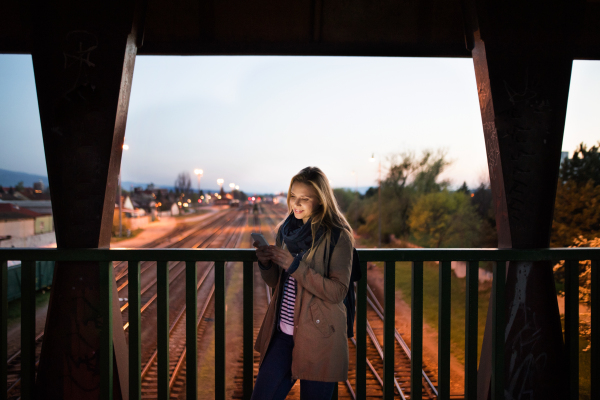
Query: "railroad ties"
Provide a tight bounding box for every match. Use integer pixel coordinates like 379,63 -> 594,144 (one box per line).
6,203 -> 441,400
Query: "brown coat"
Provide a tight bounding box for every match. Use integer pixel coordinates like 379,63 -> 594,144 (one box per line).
254,228 -> 353,382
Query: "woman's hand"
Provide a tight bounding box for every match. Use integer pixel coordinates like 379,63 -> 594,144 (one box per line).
267,246 -> 295,270
253,242 -> 271,266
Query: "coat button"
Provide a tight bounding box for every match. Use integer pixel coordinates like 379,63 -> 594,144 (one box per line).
316,319 -> 320,324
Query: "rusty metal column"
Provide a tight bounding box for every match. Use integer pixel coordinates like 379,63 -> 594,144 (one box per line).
462,0 -> 585,399
30,1 -> 145,399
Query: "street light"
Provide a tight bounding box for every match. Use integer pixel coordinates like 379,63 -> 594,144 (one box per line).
194,169 -> 203,194
370,153 -> 382,247
119,143 -> 129,237
217,179 -> 224,196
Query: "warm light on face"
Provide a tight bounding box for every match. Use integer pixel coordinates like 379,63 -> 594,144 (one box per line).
290,181 -> 320,223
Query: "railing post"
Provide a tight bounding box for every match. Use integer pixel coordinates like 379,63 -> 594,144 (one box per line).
21,260 -> 36,400
438,261 -> 451,400
1,259 -> 7,400
100,261 -> 114,400
592,259 -> 599,400
215,261 -> 226,400
411,261 -> 423,400
157,261 -> 170,400
465,261 -> 478,400
491,261 -> 505,400
356,262 -> 368,400
186,261 -> 198,400
243,260 -> 254,400
564,259 -> 579,400
128,261 -> 141,400
383,261 -> 395,400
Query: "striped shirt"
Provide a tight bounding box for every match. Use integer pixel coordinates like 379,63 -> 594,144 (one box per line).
279,274 -> 296,335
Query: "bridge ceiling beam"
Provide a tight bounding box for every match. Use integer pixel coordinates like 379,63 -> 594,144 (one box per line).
465,0 -> 587,399
30,0 -> 144,398
2,0 -> 600,58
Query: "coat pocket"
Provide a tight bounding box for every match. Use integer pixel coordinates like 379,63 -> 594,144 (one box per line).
309,302 -> 333,337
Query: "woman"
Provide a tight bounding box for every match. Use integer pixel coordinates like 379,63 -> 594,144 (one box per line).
251,166 -> 354,400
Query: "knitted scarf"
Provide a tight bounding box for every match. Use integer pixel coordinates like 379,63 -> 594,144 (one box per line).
280,212 -> 323,256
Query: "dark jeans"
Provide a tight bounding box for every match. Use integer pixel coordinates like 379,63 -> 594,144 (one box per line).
251,330 -> 336,400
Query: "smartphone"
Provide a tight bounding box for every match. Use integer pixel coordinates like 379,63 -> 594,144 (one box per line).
251,232 -> 270,247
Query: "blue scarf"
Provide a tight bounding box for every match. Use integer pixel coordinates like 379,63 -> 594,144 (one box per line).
280,212 -> 323,256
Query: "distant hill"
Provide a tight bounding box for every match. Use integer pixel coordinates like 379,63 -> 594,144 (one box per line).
0,168 -> 252,194
0,169 -> 49,187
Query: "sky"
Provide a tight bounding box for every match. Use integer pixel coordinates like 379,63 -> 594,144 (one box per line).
1,55 -> 598,193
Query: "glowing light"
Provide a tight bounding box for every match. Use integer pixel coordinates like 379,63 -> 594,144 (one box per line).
235,185 -> 239,190
252,197 -> 255,201
177,202 -> 182,206
200,195 -> 204,199
187,199 -> 191,202
198,199 -> 201,203
183,203 -> 188,207
123,144 -> 129,150
194,169 -> 203,176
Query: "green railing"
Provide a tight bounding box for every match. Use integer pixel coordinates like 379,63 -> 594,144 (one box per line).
1,247 -> 599,400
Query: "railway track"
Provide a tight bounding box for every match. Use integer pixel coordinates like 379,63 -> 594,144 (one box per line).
244,203 -> 440,399
141,208 -> 250,398
7,203 -> 445,399
5,207 -> 244,400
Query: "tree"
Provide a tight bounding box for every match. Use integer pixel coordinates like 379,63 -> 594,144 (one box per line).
559,142 -> 600,185
333,188 -> 356,212
409,190 -> 481,248
551,142 -> 600,247
355,150 -> 451,243
552,180 -> 600,247
174,172 -> 191,195
15,181 -> 25,192
457,181 -> 469,194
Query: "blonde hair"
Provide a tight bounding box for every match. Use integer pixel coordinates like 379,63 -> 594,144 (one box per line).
284,166 -> 354,259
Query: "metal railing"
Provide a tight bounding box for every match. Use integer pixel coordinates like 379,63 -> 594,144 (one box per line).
1,247 -> 599,400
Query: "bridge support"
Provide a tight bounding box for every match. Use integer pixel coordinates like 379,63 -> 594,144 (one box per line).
464,0 -> 586,398
31,1 -> 144,398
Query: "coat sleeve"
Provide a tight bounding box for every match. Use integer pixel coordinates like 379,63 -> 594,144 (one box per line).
290,231 -> 353,304
258,227 -> 283,288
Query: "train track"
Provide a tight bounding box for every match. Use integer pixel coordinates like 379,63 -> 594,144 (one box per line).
7,203 -> 445,399
141,208 -> 250,398
246,203 -> 440,399
5,207 -> 244,400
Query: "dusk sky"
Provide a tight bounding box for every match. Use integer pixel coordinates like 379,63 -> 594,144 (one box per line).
1,55 -> 598,193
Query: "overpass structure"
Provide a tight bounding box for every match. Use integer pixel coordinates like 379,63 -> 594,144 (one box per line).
1,1 -> 600,399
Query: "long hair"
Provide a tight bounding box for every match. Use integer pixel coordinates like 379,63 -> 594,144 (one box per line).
284,166 -> 354,259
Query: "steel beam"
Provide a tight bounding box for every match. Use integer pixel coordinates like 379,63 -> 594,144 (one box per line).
30,1 -> 145,398
464,0 -> 586,398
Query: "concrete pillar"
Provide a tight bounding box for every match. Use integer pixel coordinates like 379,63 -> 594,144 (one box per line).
464,0 -> 586,398
30,1 -> 145,398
